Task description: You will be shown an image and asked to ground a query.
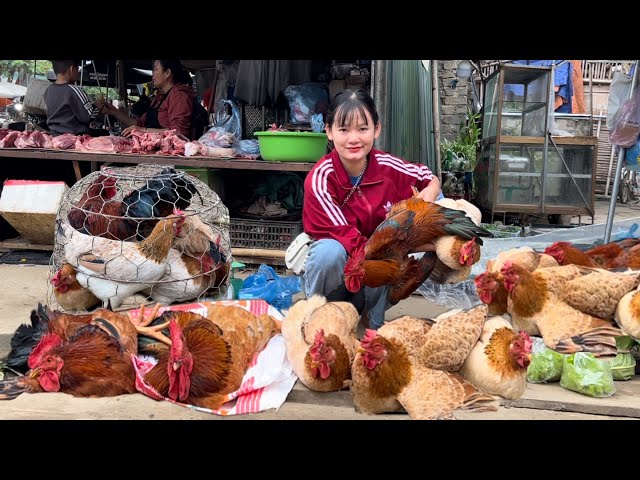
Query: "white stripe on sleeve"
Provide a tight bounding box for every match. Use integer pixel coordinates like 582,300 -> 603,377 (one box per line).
311,159 -> 347,226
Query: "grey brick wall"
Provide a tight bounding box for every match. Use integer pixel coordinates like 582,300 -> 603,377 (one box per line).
438,60 -> 471,142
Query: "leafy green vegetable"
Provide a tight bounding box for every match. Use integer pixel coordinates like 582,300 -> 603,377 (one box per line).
560,353 -> 615,397
610,336 -> 637,381
527,343 -> 564,383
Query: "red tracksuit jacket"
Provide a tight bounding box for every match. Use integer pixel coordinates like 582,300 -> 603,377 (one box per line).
302,148 -> 434,255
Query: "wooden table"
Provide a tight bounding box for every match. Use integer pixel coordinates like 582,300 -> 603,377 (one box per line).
0,148 -> 315,181
0,148 -> 314,259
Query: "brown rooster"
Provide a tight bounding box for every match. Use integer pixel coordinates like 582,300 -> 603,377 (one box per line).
50,263 -> 101,311
0,324 -> 137,400
351,309 -> 497,420
458,316 -> 532,400
501,262 -> 628,358
344,198 -> 491,296
142,308 -> 279,409
344,248 -> 437,303
544,242 -> 601,267
366,197 -> 492,261
545,239 -> 640,269
282,295 -> 359,392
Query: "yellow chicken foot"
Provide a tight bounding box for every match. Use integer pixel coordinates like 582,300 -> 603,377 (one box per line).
132,303 -> 172,346
131,302 -> 163,328
136,321 -> 172,346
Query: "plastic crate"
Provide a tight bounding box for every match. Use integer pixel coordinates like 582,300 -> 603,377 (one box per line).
230,217 -> 302,250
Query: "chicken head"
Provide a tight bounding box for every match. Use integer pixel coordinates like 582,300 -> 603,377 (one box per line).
543,242 -> 567,264
344,245 -> 366,293
30,353 -> 64,392
27,332 -> 63,370
500,261 -> 520,292
167,319 -> 194,402
50,264 -> 75,293
460,238 -> 479,267
359,329 -> 387,370
509,331 -> 533,368
28,333 -> 65,393
308,329 -> 337,379
474,272 -> 499,304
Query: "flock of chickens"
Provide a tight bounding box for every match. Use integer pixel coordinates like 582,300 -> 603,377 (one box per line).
52,168 -> 231,311
277,195 -> 640,419
0,302 -> 280,411
2,177 -> 640,420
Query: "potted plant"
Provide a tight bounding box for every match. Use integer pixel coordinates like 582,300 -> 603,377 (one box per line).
440,107 -> 482,198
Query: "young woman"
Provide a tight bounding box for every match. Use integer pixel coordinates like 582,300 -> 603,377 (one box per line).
300,88 -> 442,329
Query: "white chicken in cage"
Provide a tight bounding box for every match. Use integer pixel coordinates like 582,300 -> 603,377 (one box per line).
53,164 -> 233,310
61,210 -> 186,309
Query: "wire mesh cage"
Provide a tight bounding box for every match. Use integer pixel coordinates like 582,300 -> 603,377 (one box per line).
240,104 -> 281,138
50,164 -> 232,312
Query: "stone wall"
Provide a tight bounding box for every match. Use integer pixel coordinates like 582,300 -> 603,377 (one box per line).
438,60 -> 471,141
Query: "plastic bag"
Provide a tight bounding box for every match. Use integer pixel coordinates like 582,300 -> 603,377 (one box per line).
198,99 -> 241,147
624,138 -> 640,172
234,139 -> 260,159
559,353 -> 615,397
527,337 -> 565,383
284,84 -> 329,124
417,278 -> 480,310
613,223 -> 639,241
607,70 -> 634,129
238,264 -> 302,310
609,87 -> 640,148
610,336 -> 637,381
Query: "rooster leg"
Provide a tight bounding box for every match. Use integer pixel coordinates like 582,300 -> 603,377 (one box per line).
136,321 -> 172,346
131,303 -> 172,346
131,303 -> 163,328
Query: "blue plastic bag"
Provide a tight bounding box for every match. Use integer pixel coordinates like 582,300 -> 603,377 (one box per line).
238,264 -> 302,310
613,223 -> 639,241
624,139 -> 640,172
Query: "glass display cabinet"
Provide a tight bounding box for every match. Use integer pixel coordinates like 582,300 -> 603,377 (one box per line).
475,63 -> 596,223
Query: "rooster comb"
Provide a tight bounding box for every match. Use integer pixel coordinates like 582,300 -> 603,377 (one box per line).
519,331 -> 533,351
361,329 -> 378,348
501,260 -> 514,273
313,329 -> 326,345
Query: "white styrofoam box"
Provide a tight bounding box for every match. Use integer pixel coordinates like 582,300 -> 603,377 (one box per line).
0,180 -> 68,244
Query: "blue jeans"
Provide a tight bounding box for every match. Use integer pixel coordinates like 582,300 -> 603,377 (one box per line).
301,239 -> 391,329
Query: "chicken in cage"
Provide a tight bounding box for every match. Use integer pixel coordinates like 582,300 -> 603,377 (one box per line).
50,164 -> 232,311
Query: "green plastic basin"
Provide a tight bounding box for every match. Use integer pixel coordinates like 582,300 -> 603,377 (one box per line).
254,131 -> 328,163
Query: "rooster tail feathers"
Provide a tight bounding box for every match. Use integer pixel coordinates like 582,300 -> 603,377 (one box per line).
4,305 -> 51,373
553,325 -> 622,358
443,214 -> 493,246
0,377 -> 29,401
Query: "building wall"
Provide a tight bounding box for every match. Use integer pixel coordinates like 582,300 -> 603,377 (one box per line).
438,60 -> 471,141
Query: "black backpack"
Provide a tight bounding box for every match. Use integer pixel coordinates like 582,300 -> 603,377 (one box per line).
191,100 -> 210,140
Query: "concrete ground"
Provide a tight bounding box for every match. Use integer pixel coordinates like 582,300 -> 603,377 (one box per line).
0,197 -> 638,420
